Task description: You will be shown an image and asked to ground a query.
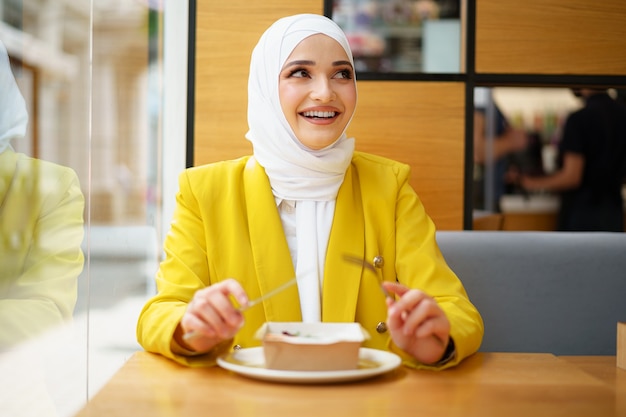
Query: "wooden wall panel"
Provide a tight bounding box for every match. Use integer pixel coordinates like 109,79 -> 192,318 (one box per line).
348,82 -> 465,230
476,0 -> 626,75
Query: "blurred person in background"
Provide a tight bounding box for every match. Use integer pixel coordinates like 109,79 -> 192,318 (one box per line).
0,41 -> 84,349
521,88 -> 626,232
473,87 -> 529,212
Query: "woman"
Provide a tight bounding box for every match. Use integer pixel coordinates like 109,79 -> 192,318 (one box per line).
137,14 -> 483,369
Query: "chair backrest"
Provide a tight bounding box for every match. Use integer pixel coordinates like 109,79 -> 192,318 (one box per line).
436,231 -> 626,355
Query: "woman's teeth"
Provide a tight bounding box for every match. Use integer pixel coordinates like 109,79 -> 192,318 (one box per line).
302,111 -> 336,119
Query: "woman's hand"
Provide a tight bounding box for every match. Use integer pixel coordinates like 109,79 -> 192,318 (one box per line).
382,281 -> 451,365
175,278 -> 249,353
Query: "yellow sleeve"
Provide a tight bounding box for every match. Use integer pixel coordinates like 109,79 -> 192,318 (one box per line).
393,164 -> 484,369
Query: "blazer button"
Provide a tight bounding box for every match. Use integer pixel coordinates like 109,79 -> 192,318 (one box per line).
373,256 -> 384,268
376,322 -> 388,334
233,344 -> 242,350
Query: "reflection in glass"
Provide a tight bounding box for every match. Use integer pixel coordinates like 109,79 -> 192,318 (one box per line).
1,40 -> 85,348
1,39 -> 85,417
331,0 -> 461,73
1,1 -> 164,415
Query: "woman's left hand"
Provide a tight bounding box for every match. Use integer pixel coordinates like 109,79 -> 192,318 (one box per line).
382,281 -> 451,365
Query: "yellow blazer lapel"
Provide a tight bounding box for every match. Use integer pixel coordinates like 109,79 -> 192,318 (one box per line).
322,163 -> 365,322
244,158 -> 301,322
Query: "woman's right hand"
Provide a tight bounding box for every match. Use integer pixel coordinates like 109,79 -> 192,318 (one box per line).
175,278 -> 249,353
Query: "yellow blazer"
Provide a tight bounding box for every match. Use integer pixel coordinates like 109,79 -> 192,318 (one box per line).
0,150 -> 84,347
137,152 -> 483,368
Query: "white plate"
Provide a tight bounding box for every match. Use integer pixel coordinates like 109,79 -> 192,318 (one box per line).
217,347 -> 402,384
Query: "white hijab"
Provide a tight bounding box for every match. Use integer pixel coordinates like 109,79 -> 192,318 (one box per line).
0,41 -> 28,154
245,15 -> 356,321
245,13 -> 356,200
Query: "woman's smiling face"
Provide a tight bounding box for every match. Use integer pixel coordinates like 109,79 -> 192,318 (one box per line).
278,34 -> 356,150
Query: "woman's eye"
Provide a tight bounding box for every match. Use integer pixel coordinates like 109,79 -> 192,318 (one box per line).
335,69 -> 353,80
289,69 -> 309,78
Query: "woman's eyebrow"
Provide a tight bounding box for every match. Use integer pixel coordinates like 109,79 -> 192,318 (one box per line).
283,60 -> 314,68
332,60 -> 353,68
282,59 -> 354,69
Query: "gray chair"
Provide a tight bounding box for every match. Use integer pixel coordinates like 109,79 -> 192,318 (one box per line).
436,231 -> 626,355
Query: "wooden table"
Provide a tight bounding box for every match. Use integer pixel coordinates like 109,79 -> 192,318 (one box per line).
559,355 -> 626,416
74,351 -> 623,417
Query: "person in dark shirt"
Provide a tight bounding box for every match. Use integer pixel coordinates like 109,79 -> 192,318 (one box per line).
521,88 -> 626,231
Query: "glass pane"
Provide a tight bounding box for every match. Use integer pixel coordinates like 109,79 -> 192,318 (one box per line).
1,1 -> 163,415
1,1 -> 90,414
331,0 -> 462,74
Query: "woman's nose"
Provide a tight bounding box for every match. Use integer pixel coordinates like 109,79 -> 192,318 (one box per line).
310,78 -> 336,102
